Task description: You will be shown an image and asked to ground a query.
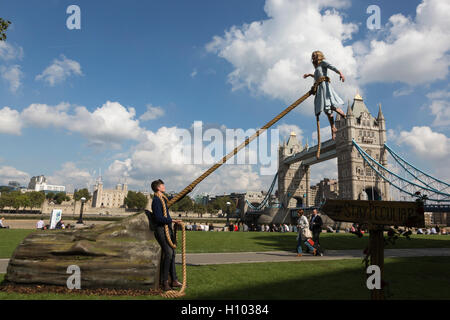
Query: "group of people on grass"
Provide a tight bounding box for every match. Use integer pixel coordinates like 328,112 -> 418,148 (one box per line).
185,222 -> 215,231
417,226 -> 447,235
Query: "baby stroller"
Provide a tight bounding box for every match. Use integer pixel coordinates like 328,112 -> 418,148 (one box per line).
305,238 -> 324,256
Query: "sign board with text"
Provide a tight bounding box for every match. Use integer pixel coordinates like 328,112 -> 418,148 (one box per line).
50,209 -> 62,229
321,199 -> 425,228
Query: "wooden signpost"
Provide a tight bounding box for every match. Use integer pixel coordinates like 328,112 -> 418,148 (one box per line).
321,199 -> 425,300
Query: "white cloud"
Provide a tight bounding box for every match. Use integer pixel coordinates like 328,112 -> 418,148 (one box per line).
140,104 -> 165,121
310,158 -> 338,184
395,126 -> 449,159
389,126 -> 450,181
21,101 -> 144,148
190,69 -> 198,78
423,89 -> 450,127
206,0 -> 359,115
0,42 -> 24,61
208,0 -> 450,104
21,102 -> 71,128
35,55 -> 83,86
48,162 -> 95,192
278,123 -> 304,143
428,99 -> 450,127
393,87 -> 413,97
103,124 -> 273,195
426,89 -> 450,100
1,65 -> 23,93
0,166 -> 29,185
312,125 -> 332,144
0,106 -> 22,135
357,0 -> 450,85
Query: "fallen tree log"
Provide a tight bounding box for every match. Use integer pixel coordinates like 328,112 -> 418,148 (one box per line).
5,212 -> 161,290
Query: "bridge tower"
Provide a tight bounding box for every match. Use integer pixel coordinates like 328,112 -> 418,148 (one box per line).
335,94 -> 390,200
278,132 -> 310,208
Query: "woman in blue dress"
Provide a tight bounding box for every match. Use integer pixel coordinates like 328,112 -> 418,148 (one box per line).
303,51 -> 346,140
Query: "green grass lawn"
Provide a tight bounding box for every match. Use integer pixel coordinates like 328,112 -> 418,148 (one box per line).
1,256 -> 449,300
0,229 -> 35,259
1,229 -> 449,258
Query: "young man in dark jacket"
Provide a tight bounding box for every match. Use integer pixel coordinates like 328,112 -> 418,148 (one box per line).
310,209 -> 323,245
150,179 -> 183,291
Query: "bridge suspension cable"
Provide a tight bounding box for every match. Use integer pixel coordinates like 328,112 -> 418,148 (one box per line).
352,140 -> 450,203
384,143 -> 450,195
246,173 -> 278,211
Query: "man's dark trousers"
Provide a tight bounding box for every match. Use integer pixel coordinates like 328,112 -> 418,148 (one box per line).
312,229 -> 321,245
154,225 -> 177,283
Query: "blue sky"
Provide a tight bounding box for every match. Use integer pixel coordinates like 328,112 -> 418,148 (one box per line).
0,0 -> 448,195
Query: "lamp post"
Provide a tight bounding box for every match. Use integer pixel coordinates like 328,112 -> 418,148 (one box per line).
226,201 -> 231,226
77,197 -> 86,224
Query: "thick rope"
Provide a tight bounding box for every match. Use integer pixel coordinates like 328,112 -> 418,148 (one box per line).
155,193 -> 187,298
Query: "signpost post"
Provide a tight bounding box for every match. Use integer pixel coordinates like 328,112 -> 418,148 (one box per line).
321,199 -> 425,300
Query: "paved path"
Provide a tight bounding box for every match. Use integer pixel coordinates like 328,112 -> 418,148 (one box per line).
1,249 -> 449,273
174,248 -> 450,265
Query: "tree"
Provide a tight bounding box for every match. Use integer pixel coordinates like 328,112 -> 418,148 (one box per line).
171,196 -> 193,212
11,192 -> 29,212
74,188 -> 91,202
209,196 -> 236,215
46,192 -> 55,202
193,203 -> 207,217
0,192 -> 14,211
0,186 -> 11,194
124,191 -> 148,210
28,191 -> 45,210
54,192 -> 70,205
0,18 -> 11,41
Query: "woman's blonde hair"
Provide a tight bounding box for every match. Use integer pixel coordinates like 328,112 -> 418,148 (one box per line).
311,50 -> 325,67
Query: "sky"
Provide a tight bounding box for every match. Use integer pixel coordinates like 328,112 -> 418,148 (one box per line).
0,0 -> 449,196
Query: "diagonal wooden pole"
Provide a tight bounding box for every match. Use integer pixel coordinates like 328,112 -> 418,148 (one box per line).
167,87 -> 317,208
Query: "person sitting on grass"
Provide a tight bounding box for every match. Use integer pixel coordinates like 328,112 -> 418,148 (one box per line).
0,217 -> 9,229
36,218 -> 45,230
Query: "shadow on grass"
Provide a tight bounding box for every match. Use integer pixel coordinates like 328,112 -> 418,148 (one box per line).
182,256 -> 450,300
1,257 -> 450,300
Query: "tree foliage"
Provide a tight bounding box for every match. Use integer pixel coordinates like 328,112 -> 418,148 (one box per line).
124,191 -> 148,210
0,18 -> 11,41
170,195 -> 194,212
208,196 -> 236,214
0,191 -> 45,212
46,192 -> 71,205
74,188 -> 92,202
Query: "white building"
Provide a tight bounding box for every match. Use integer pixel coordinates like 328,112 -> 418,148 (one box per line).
28,175 -> 65,193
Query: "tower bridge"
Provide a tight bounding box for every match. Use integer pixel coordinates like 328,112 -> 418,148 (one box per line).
250,93 -> 449,225
278,93 -> 389,209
